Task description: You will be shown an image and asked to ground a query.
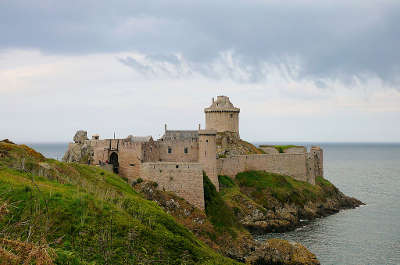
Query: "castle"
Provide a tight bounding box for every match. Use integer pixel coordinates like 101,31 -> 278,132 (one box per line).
63,96 -> 323,209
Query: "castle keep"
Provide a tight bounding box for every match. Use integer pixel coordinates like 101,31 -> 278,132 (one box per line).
63,96 -> 323,209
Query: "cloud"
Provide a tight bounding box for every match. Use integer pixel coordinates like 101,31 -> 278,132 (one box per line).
1,0 -> 399,85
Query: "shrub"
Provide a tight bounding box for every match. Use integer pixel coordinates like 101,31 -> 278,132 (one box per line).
218,175 -> 235,189
203,173 -> 239,236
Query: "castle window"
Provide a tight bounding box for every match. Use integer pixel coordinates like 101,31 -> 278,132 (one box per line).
230,114 -> 233,118
206,140 -> 208,143
168,147 -> 172,153
184,147 -> 188,154
176,165 -> 179,168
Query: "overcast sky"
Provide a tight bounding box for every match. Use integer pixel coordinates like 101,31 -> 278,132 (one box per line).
1,0 -> 399,143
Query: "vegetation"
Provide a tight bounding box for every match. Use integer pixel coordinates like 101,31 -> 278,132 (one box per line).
0,141 -> 238,264
203,174 -> 242,237
235,171 -> 337,207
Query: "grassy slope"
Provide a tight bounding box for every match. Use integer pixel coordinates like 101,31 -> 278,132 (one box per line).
236,171 -> 337,206
0,141 -> 238,265
217,171 -> 342,231
203,174 -> 243,237
235,171 -> 336,207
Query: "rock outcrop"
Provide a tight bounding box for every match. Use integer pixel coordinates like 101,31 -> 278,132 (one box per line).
245,239 -> 320,265
219,172 -> 364,233
73,130 -> 88,144
216,132 -> 264,157
133,181 -> 321,264
62,130 -> 92,163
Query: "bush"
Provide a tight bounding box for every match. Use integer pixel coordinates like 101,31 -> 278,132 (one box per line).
136,178 -> 143,184
203,173 -> 239,236
218,175 -> 235,189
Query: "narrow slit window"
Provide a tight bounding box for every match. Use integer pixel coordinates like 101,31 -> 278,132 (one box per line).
184,147 -> 188,154
168,147 -> 172,154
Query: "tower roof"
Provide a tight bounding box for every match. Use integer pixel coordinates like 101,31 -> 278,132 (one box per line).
204,95 -> 240,113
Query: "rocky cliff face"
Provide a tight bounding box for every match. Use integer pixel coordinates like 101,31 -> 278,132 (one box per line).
219,172 -> 363,233
216,132 -> 264,157
133,180 -> 321,265
62,130 -> 92,163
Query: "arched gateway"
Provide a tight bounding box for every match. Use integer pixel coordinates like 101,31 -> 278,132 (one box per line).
109,152 -> 119,174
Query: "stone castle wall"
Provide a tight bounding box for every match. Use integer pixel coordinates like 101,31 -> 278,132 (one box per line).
157,140 -> 199,162
141,162 -> 204,209
217,153 -> 313,183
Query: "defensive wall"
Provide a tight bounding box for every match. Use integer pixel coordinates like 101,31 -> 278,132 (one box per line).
141,162 -> 204,209
217,147 -> 322,185
217,153 -> 309,182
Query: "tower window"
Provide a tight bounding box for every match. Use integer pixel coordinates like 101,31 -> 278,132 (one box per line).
230,114 -> 233,118
206,140 -> 208,142
168,147 -> 172,153
184,147 -> 188,153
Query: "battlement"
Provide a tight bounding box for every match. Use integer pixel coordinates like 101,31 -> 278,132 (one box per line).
204,96 -> 240,113
204,96 -> 240,136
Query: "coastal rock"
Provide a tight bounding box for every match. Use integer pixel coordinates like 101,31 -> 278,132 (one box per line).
62,131 -> 92,163
221,174 -> 364,234
73,130 -> 88,144
246,239 -> 320,265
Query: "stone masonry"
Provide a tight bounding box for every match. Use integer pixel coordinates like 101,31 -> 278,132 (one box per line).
63,95 -> 323,210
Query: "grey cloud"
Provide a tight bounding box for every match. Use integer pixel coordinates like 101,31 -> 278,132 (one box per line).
1,0 -> 400,84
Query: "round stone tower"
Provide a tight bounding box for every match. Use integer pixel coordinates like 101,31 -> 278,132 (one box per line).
204,96 -> 240,137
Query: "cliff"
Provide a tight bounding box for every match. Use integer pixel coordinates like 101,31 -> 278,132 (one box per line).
218,171 -> 363,233
0,140 -> 237,264
0,140 -> 320,265
133,176 -> 319,265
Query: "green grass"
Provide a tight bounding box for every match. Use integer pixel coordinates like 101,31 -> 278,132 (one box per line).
203,174 -> 242,237
218,175 -> 235,189
235,171 -> 333,207
0,141 -> 239,265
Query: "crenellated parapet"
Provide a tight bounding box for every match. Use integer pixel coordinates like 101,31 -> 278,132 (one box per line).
204,96 -> 240,137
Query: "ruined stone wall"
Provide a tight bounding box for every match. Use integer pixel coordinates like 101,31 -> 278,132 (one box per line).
310,146 -> 323,178
217,153 -> 313,184
140,162 -> 204,209
158,140 -> 199,162
205,111 -> 239,135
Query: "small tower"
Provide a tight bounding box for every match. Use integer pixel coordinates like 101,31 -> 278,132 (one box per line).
198,129 -> 218,191
204,96 -> 240,138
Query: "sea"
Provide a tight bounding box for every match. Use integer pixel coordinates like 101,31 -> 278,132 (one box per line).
26,142 -> 400,265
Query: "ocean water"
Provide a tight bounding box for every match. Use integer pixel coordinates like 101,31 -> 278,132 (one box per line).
26,142 -> 69,161
29,142 -> 400,264
254,143 -> 400,265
